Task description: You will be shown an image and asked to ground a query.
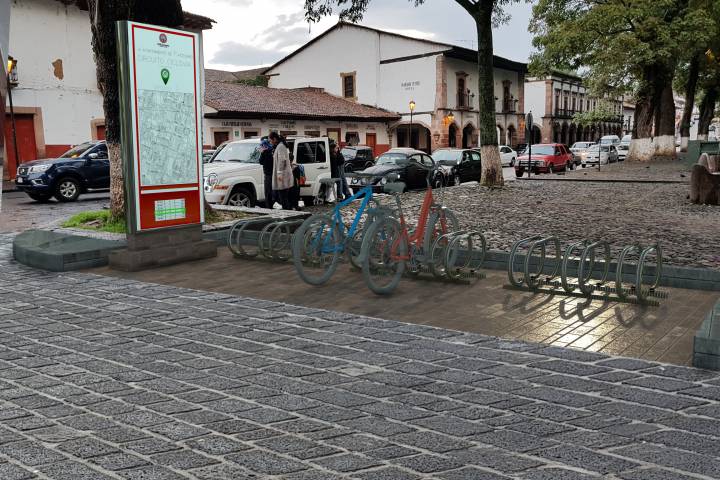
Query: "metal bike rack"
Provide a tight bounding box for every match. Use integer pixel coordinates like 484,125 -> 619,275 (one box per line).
228,217 -> 304,262
507,237 -> 667,305
429,230 -> 487,281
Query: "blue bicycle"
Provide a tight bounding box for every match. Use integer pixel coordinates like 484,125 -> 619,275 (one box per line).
292,178 -> 384,285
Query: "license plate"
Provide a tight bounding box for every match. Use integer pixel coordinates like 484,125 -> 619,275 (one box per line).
16,177 -> 23,184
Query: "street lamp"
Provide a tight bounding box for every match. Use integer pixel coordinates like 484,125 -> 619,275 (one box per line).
409,100 -> 416,149
6,56 -> 19,174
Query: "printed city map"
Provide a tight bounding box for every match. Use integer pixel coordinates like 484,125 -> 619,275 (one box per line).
137,89 -> 197,186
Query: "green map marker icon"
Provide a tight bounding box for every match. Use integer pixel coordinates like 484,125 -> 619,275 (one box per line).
161,68 -> 170,85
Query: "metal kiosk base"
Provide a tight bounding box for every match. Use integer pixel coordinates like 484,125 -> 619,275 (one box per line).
109,225 -> 217,272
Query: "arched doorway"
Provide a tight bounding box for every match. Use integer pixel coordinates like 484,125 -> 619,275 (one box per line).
569,124 -> 577,145
449,123 -> 458,148
532,125 -> 541,144
462,124 -> 475,148
396,123 -> 433,153
560,122 -> 569,145
496,125 -> 504,146
507,125 -> 517,148
553,123 -> 561,143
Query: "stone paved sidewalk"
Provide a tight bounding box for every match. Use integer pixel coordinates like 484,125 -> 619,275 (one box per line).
1,235 -> 720,479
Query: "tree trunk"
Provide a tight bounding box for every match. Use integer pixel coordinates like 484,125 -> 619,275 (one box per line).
679,56 -> 700,152
628,66 -> 657,162
473,2 -> 503,187
87,0 -> 184,220
697,85 -> 718,141
653,75 -> 677,159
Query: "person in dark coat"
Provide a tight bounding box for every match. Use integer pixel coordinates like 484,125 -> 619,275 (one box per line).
259,137 -> 274,208
329,141 -> 351,201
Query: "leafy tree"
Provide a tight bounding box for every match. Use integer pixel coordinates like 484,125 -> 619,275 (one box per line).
573,99 -> 621,126
235,75 -> 269,87
530,0 -> 715,161
87,0 -> 185,219
303,0 -> 528,187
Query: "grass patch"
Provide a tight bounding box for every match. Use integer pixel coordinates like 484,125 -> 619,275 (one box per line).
62,210 -> 126,234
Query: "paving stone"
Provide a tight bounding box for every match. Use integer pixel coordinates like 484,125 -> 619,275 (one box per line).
313,453 -> 381,472
617,468 -> 699,480
226,449 -> 307,475
410,415 -> 491,436
392,430 -> 472,453
614,444 -> 720,477
395,454 -> 462,474
529,360 -> 610,377
0,441 -> 68,466
354,467 -> 422,480
57,437 -> 120,458
365,445 -> 420,460
534,445 -> 639,475
151,449 -> 219,470
447,447 -> 543,473
37,461 -> 114,480
0,463 -> 38,480
91,452 -> 149,471
147,421 -> 210,440
473,429 -> 557,452
520,467 -> 600,480
123,438 -> 181,456
117,466 -> 188,480
622,376 -> 697,392
340,416 -> 413,437
602,386 -> 706,410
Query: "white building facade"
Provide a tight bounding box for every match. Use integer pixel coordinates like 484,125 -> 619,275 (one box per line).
2,0 -> 212,180
525,72 -> 625,145
265,22 -> 527,153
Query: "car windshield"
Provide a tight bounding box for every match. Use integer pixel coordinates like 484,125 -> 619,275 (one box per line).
526,145 -> 555,156
376,153 -> 409,165
211,143 -> 261,163
341,148 -> 357,160
61,142 -> 95,158
432,150 -> 463,164
572,143 -> 591,149
588,145 -> 609,153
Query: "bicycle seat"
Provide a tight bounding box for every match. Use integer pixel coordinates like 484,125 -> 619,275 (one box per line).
383,181 -> 406,194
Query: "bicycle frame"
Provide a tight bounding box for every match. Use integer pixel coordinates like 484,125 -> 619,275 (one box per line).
313,183 -> 374,255
389,185 -> 441,261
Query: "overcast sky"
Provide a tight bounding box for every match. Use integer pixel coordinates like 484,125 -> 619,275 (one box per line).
182,0 -> 535,71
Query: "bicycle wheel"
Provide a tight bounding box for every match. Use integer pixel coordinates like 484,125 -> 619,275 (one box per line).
292,214 -> 342,285
360,216 -> 406,295
346,198 -> 384,269
423,208 -> 460,275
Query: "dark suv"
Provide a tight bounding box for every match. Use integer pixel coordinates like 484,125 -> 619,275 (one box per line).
15,141 -> 109,202
341,146 -> 375,172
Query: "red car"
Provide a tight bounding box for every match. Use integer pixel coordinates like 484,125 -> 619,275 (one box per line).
515,143 -> 574,177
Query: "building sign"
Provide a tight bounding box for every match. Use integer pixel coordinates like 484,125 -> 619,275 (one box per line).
221,120 -> 252,127
401,81 -> 421,91
117,21 -> 203,233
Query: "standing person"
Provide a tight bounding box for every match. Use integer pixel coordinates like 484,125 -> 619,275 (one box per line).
269,131 -> 293,210
329,141 -> 351,201
259,137 -> 274,208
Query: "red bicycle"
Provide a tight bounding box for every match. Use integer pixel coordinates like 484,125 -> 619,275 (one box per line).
359,165 -> 459,295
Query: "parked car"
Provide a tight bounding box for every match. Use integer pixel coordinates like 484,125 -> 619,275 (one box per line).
621,134 -> 631,145
350,148 -> 443,193
616,143 -> 629,161
499,145 -> 517,167
433,148 -> 481,186
203,137 -> 332,207
514,143 -> 574,177
341,145 -> 375,172
202,150 -> 216,163
599,135 -> 620,146
15,140 -> 109,202
569,141 -> 595,166
584,144 -> 619,165
515,143 -> 528,155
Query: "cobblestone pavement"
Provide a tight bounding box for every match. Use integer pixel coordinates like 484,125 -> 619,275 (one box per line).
319,179 -> 720,270
2,237 -> 720,478
0,191 -> 109,234
549,159 -> 691,183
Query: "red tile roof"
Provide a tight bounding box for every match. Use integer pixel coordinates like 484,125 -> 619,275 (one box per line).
204,81 -> 401,122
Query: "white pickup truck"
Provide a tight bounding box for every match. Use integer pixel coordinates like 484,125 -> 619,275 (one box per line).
203,137 -> 332,207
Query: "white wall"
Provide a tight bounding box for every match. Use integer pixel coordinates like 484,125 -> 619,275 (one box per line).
525,80 -> 546,119
203,116 -> 390,147
378,33 -> 446,60
267,25 -> 381,106
0,0 -> 9,69
7,0 -> 104,146
378,56 -> 436,114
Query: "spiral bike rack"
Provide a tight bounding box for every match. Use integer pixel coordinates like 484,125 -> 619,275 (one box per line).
228,217 -> 304,262
428,230 -> 488,281
507,237 -> 667,305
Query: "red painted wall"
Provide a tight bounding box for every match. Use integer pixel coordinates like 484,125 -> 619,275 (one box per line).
45,145 -> 73,158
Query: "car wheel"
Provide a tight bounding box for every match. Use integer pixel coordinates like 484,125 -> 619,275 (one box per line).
515,169 -> 525,178
453,174 -> 461,187
510,158 -> 515,167
433,176 -> 443,189
565,162 -> 571,171
54,178 -> 81,202
27,193 -> 52,203
226,187 -> 255,208
548,164 -> 554,174
365,162 -> 373,169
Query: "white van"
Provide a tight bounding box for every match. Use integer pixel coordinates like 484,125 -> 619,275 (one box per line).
203,137 -> 331,207
599,135 -> 620,146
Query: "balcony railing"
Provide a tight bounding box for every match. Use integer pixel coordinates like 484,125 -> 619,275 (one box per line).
554,109 -> 576,118
457,92 -> 471,109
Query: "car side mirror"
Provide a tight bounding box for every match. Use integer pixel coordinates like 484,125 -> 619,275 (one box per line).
88,153 -> 99,159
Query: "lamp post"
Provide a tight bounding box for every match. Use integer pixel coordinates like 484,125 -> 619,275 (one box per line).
409,100 -> 416,149
6,57 -> 19,174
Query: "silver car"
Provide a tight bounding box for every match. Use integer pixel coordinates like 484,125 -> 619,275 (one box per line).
570,142 -> 596,165
585,144 -> 619,165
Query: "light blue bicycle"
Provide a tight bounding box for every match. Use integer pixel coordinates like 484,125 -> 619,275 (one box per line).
292,177 -> 386,285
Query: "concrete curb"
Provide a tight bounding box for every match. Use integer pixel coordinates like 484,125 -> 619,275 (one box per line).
515,176 -> 688,184
694,299 -> 720,370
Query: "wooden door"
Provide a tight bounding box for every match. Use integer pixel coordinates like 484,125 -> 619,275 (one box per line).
326,128 -> 341,146
3,114 -> 37,179
96,124 -> 106,140
365,133 -> 377,156
213,131 -> 230,147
